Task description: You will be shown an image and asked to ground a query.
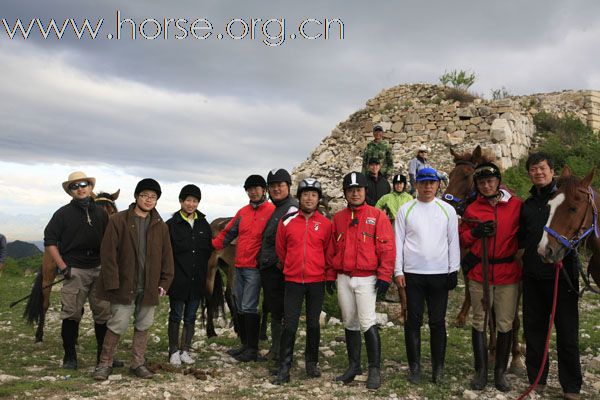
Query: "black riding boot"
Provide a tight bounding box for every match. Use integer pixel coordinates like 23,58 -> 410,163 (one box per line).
404,327 -> 421,384
494,330 -> 512,392
182,323 -> 195,352
227,313 -> 247,356
95,323 -> 124,368
305,326 -> 321,378
62,319 -> 78,369
267,319 -> 283,361
470,328 -> 488,390
168,320 -> 180,356
335,329 -> 362,384
364,325 -> 382,390
430,326 -> 446,384
272,328 -> 296,385
235,313 -> 259,362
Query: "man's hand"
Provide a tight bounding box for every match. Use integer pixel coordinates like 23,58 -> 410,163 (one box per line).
57,266 -> 72,279
158,286 -> 166,297
395,275 -> 406,288
375,279 -> 390,301
471,221 -> 496,238
326,281 -> 336,295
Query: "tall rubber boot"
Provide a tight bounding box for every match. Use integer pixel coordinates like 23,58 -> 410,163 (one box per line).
227,313 -> 247,356
494,330 -> 512,392
93,329 -> 120,381
430,326 -> 447,384
95,322 -> 124,368
335,329 -> 363,384
168,320 -> 180,356
130,329 -> 153,379
235,313 -> 259,362
364,325 -> 382,390
272,328 -> 296,385
405,327 -> 421,384
61,319 -> 78,369
305,326 -> 321,378
267,319 -> 283,361
470,328 -> 488,390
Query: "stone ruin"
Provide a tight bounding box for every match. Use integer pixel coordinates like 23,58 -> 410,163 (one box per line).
292,83 -> 600,214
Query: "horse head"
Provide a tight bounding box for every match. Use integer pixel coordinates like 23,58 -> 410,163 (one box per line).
443,145 -> 490,215
537,166 -> 598,264
93,189 -> 120,216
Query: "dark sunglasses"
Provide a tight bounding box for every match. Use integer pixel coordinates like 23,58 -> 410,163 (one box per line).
69,182 -> 89,191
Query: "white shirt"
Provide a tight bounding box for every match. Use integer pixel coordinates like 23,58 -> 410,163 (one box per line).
394,198 -> 460,276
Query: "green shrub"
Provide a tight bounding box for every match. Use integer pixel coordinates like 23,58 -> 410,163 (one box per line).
439,69 -> 476,90
491,86 -> 511,100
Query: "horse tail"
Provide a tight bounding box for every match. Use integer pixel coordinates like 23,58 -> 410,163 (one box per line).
212,268 -> 225,317
23,267 -> 44,324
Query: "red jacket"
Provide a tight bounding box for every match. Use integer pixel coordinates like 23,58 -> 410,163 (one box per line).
212,200 -> 275,268
459,190 -> 522,285
327,204 -> 395,282
276,211 -> 333,283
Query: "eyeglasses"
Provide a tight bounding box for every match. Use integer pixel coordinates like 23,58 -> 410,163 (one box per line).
69,182 -> 89,191
138,193 -> 158,201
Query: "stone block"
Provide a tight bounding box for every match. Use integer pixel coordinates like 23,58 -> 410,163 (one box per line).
490,118 -> 513,143
391,121 -> 404,133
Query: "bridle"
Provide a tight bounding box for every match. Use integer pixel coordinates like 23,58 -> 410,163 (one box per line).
543,186 -> 600,295
443,160 -> 477,216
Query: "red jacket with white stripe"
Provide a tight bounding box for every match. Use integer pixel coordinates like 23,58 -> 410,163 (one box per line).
212,200 -> 275,268
459,189 -> 522,285
327,204 -> 395,282
276,210 -> 333,283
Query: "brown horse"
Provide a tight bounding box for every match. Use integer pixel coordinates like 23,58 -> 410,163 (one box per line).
443,146 -> 524,371
23,190 -> 120,343
537,165 -> 600,291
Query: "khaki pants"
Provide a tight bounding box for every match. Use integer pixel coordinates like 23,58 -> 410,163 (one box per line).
107,293 -> 156,335
469,281 -> 519,332
60,266 -> 111,323
337,274 -> 377,332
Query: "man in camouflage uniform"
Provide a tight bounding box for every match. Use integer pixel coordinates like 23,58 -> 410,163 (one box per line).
362,125 -> 393,178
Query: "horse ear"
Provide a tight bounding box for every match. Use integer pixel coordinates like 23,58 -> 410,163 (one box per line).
472,145 -> 483,163
560,165 -> 572,179
581,167 -> 596,188
112,189 -> 120,201
449,147 -> 458,160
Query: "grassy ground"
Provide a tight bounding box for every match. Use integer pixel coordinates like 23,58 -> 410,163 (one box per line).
1,258 -> 600,399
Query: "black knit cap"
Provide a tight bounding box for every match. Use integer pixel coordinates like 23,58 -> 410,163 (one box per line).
135,178 -> 162,199
244,174 -> 267,189
179,184 -> 201,201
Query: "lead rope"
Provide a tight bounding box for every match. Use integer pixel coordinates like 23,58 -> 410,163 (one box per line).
516,260 -> 563,400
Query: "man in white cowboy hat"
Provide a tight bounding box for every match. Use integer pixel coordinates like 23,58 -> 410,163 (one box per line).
407,146 -> 431,195
44,171 -> 112,370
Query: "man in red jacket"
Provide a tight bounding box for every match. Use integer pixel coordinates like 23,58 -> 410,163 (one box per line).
272,178 -> 332,384
459,162 -> 522,392
327,171 -> 395,390
212,175 -> 275,362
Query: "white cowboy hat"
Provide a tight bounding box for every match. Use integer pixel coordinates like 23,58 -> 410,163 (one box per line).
62,171 -> 96,194
417,145 -> 430,153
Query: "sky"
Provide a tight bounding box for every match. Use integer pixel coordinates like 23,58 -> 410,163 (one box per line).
2,0 -> 600,241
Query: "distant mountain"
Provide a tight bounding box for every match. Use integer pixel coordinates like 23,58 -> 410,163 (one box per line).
6,240 -> 43,259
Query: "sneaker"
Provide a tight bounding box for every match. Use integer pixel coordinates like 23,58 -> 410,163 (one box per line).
180,351 -> 195,365
169,351 -> 181,366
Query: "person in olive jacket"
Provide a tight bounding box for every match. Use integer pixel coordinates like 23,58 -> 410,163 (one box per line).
166,184 -> 213,366
94,178 -> 174,381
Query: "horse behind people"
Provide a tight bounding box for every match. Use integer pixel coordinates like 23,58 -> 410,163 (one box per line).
537,165 -> 600,290
23,190 -> 120,343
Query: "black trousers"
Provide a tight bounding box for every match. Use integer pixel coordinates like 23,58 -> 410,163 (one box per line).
405,273 -> 449,332
523,275 -> 582,393
283,281 -> 324,363
260,265 -> 285,323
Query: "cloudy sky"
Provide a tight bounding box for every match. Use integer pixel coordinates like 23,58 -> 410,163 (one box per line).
2,0 -> 600,241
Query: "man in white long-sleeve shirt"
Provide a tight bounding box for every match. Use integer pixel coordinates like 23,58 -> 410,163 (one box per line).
394,167 -> 460,385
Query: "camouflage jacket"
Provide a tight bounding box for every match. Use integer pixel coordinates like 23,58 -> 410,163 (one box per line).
362,140 -> 394,177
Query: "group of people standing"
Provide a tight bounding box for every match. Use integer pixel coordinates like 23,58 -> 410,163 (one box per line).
40,139 -> 582,398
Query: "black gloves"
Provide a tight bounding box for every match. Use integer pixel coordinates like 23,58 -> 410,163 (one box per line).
447,271 -> 458,290
375,279 -> 390,301
57,266 -> 72,279
471,220 -> 496,238
326,281 -> 336,295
